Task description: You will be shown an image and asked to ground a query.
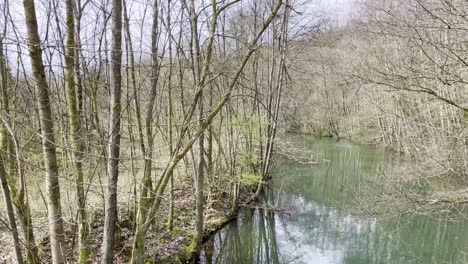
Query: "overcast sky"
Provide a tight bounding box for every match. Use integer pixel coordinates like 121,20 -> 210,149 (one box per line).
1,0 -> 359,75
316,0 -> 357,25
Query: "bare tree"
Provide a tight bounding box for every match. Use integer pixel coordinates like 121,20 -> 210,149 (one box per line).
101,0 -> 123,262
23,0 -> 67,262
65,0 -> 91,261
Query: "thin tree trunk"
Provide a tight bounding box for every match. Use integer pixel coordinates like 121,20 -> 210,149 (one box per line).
188,0 -> 206,257
23,0 -> 66,262
261,2 -> 289,182
101,0 -> 123,261
2,32 -> 39,264
130,1 -> 160,262
0,33 -> 23,264
1,116 -> 40,264
122,0 -> 140,232
166,0 -> 175,232
0,126 -> 23,264
65,0 -> 91,261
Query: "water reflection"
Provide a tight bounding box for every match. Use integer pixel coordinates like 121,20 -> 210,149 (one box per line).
201,136 -> 468,264
202,209 -> 281,264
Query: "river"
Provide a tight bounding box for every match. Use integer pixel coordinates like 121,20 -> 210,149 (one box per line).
200,135 -> 468,264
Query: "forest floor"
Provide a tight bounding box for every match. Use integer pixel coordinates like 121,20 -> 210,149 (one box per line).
0,177 -> 254,263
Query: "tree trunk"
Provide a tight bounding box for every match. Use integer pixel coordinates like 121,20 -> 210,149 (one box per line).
130,1 -> 159,262
0,34 -> 24,264
64,0 -> 91,261
23,0 -> 66,262
0,126 -> 23,264
101,0 -> 123,262
166,0 -> 175,232
188,0 -> 206,257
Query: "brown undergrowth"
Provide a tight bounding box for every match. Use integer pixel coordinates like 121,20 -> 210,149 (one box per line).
0,178 -> 256,263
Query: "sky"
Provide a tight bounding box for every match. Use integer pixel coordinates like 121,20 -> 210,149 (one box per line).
1,0 -> 358,75
319,0 -> 357,25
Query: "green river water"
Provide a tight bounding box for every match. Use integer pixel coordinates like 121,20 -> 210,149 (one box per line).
200,135 -> 468,264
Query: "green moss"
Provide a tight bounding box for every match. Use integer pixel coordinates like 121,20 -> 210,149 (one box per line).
207,216 -> 229,230
172,227 -> 184,236
157,255 -> 184,264
186,239 -> 197,256
78,248 -> 93,264
184,231 -> 198,260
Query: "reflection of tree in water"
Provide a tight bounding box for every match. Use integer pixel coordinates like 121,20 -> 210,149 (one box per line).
202,209 -> 281,264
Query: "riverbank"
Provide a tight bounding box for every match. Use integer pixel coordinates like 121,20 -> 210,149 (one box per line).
159,188 -> 259,264
0,174 -> 261,263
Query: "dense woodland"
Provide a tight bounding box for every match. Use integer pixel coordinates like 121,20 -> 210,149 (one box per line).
1,0 -> 468,263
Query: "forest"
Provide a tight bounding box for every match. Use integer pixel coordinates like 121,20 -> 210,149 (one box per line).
0,0 -> 468,263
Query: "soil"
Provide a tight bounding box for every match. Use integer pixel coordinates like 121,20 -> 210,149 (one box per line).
0,181 -> 255,263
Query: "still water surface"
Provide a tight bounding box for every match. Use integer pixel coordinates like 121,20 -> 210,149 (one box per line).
201,136 -> 468,264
